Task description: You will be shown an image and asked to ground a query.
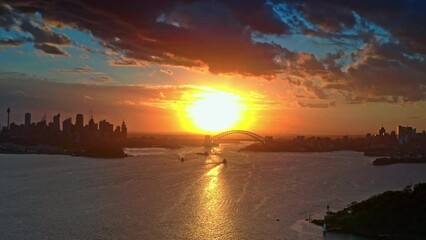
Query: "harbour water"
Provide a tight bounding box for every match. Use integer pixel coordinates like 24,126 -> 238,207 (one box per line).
2,143 -> 426,239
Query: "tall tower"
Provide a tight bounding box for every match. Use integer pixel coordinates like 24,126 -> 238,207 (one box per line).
6,107 -> 10,130
121,121 -> 127,139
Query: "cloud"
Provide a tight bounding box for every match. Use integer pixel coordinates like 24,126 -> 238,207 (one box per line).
56,67 -> 101,74
20,17 -> 70,45
298,100 -> 335,108
1,1 -> 292,77
160,69 -> 173,75
344,41 -> 426,102
0,4 -> 71,55
302,80 -> 328,99
0,38 -> 26,46
280,0 -> 426,55
34,43 -> 69,56
88,76 -> 113,83
108,56 -> 147,67
1,1 -> 425,104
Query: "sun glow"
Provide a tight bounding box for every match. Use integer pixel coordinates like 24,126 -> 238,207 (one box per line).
185,89 -> 244,132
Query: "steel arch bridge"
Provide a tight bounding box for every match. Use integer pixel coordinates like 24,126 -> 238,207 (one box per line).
211,130 -> 264,142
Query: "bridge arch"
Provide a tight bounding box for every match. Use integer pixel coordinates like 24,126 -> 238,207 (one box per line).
211,130 -> 264,143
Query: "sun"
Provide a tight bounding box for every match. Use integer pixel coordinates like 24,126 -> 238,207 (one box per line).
186,90 -> 243,132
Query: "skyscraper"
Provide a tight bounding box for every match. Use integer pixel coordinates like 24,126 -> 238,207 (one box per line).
397,125 -> 416,144
53,113 -> 61,132
76,114 -> 84,129
121,121 -> 127,139
63,118 -> 73,136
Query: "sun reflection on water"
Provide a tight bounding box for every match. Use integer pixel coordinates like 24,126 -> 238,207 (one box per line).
194,154 -> 236,239
204,164 -> 223,210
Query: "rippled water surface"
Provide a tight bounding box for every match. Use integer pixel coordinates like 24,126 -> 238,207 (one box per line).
2,143 -> 426,239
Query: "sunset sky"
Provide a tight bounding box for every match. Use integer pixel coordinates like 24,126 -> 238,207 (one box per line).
0,0 -> 425,135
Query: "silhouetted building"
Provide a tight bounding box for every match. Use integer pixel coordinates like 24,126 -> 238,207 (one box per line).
99,120 -> 113,138
63,118 -> 73,136
75,114 -> 84,129
53,113 -> 61,132
121,121 -> 127,139
379,126 -> 386,136
114,126 -> 121,138
87,117 -> 98,141
25,113 -> 31,129
398,125 -> 416,144
2,110 -> 127,143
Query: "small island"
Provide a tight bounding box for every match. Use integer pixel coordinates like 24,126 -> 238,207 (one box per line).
312,183 -> 426,239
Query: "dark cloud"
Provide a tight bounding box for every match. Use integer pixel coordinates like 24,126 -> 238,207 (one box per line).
2,0 -> 291,77
34,43 -> 69,56
0,4 -> 17,29
298,100 -> 335,108
221,0 -> 289,34
20,18 -> 71,45
0,38 -> 25,46
1,1 -> 426,103
291,1 -> 356,32
279,0 -> 426,55
344,41 -> 426,102
0,4 -> 71,55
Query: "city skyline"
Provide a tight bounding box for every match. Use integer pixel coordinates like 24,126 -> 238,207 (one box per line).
2,108 -> 127,141
0,1 -> 425,134
2,106 -> 426,138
